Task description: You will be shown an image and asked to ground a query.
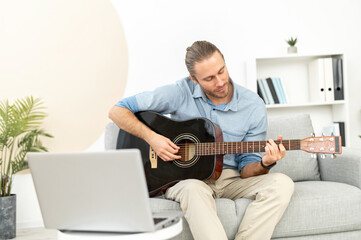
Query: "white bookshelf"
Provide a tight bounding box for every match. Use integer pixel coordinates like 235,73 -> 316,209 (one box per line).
246,53 -> 350,146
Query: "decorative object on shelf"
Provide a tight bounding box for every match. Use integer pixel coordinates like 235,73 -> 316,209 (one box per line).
286,37 -> 298,54
0,96 -> 53,239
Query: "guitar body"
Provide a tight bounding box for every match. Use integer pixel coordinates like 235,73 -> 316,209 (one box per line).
116,111 -> 223,196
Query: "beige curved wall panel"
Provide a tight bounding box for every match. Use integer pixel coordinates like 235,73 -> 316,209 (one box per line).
0,0 -> 128,151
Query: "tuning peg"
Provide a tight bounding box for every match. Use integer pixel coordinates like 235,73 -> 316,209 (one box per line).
311,154 -> 317,159
320,154 -> 326,159
331,132 -> 334,136
331,154 -> 337,159
311,132 -> 315,137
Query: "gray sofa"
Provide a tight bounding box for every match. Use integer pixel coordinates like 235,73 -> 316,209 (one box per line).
105,114 -> 361,240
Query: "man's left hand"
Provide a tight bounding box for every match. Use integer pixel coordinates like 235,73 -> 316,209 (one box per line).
262,135 -> 286,166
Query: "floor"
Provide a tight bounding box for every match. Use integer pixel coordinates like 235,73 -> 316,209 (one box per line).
14,228 -> 57,240
13,219 -> 183,240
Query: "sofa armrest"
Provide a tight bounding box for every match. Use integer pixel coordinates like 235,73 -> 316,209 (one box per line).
104,122 -> 120,150
319,147 -> 361,189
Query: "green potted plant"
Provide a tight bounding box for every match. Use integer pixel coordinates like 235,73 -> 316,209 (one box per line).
0,96 -> 52,239
286,37 -> 298,54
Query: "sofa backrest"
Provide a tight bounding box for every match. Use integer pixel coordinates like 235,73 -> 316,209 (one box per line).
266,113 -> 320,181
105,113 -> 320,182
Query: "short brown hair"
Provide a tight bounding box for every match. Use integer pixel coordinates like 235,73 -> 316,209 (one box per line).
185,41 -> 224,79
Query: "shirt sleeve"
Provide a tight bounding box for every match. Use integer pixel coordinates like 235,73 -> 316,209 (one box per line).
115,96 -> 139,113
115,82 -> 186,114
237,102 -> 268,172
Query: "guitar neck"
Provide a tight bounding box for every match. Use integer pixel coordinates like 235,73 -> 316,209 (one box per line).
195,139 -> 300,155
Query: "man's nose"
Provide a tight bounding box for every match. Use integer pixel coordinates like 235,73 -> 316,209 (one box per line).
215,75 -> 224,86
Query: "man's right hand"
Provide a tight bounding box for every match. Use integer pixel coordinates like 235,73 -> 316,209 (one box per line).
147,132 -> 181,161
109,106 -> 181,162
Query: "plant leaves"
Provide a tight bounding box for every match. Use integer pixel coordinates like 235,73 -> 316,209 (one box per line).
0,96 -> 52,195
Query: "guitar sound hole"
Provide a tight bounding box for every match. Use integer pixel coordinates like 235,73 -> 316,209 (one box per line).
177,139 -> 196,162
173,134 -> 200,168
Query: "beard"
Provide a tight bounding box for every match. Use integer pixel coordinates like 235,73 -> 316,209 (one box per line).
201,79 -> 232,100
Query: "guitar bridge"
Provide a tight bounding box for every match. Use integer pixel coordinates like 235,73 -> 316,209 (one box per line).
149,147 -> 158,168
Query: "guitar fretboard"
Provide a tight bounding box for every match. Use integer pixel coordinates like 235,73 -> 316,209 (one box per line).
194,140 -> 300,155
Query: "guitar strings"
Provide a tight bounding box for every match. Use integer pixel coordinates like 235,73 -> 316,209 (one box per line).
175,145 -> 301,150
175,140 -> 300,146
176,140 -> 300,148
175,140 -> 301,155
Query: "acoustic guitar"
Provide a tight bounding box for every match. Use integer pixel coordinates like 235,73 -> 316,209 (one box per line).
116,111 -> 342,196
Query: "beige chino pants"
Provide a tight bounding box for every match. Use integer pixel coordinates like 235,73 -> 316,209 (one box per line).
165,169 -> 294,240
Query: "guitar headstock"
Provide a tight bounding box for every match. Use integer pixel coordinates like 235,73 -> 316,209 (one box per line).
300,136 -> 342,154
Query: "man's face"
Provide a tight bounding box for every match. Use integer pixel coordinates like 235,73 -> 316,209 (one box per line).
191,51 -> 232,105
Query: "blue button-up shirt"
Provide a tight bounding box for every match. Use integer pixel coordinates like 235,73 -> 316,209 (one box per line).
116,77 -> 267,172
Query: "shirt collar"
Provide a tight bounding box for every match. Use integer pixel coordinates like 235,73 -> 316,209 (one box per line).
191,77 -> 238,112
192,83 -> 208,101
224,80 -> 238,111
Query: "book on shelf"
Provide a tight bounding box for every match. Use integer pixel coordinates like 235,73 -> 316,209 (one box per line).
324,58 -> 334,102
266,78 -> 280,104
323,121 -> 346,147
257,79 -> 265,103
332,57 -> 344,100
308,58 -> 326,102
257,78 -> 271,104
257,79 -> 268,104
334,121 -> 346,146
256,77 -> 287,105
261,78 -> 274,104
272,77 -> 287,104
308,57 -> 344,103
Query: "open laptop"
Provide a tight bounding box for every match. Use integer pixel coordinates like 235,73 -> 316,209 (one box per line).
27,149 -> 183,233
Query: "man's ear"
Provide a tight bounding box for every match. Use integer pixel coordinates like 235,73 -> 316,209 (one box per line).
189,75 -> 198,84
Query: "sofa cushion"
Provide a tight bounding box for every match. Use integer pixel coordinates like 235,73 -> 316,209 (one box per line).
272,181 -> 361,238
218,198 -> 250,240
267,114 -> 320,181
150,181 -> 361,240
150,197 -> 252,240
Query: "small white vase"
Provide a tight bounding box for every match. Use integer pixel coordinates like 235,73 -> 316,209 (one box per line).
287,46 -> 297,54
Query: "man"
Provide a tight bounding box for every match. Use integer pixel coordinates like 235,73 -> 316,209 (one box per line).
109,41 -> 294,240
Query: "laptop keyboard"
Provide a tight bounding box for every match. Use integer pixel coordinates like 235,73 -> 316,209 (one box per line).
153,217 -> 167,224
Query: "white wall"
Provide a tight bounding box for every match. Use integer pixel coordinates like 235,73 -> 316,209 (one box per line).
0,0 -> 128,152
3,0 -> 361,229
112,0 -> 361,147
0,0 -> 128,228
